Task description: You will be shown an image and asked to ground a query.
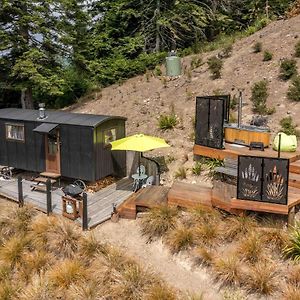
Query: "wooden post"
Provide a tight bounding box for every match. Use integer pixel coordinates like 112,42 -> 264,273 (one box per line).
82,192 -> 88,231
46,178 -> 52,216
18,176 -> 24,207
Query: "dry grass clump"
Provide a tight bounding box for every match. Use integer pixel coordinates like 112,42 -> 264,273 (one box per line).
0,205 -> 178,299
166,226 -> 194,253
0,235 -> 29,267
213,254 -> 242,286
145,283 -> 177,300
287,265 -> 300,287
282,285 -> 300,300
222,215 -> 258,241
237,233 -> 263,263
48,259 -> 88,289
260,226 -> 288,252
244,261 -> 278,295
195,221 -> 220,246
46,219 -> 81,258
283,224 -> 300,261
141,206 -> 178,241
194,246 -> 214,266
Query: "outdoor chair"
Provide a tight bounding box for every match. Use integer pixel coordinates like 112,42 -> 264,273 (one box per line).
142,175 -> 154,188
137,164 -> 146,175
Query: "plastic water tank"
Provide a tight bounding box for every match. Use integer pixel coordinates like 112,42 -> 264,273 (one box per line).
166,51 -> 181,76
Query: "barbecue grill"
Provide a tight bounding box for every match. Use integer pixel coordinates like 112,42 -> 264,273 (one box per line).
62,184 -> 83,198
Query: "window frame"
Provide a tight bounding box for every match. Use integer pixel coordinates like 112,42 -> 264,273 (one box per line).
5,123 -> 25,142
103,127 -> 117,147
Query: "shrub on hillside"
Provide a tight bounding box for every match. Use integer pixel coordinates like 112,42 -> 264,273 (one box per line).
263,50 -> 273,61
253,42 -> 262,53
295,41 -> 300,58
279,59 -> 298,81
158,113 -> 177,130
250,80 -> 274,115
280,116 -> 300,137
207,56 -> 223,79
287,75 -> 300,102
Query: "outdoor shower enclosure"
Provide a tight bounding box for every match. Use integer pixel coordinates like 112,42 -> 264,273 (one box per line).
0,108 -> 127,181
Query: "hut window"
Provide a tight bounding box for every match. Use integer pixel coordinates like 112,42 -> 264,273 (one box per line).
6,124 -> 25,141
104,128 -> 117,146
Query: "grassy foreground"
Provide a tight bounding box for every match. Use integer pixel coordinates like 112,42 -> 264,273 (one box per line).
141,206 -> 300,299
0,205 -> 177,300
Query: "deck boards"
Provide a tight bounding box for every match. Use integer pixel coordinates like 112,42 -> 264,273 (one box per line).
194,144 -> 300,162
168,181 -> 212,208
0,177 -> 133,229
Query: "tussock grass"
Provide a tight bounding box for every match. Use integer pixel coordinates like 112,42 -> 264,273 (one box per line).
46,219 -> 80,258
287,265 -> 300,287
78,233 -> 107,261
213,255 -> 242,286
222,215 -> 258,241
194,246 -> 214,266
141,206 -> 178,241
283,285 -> 300,300
0,279 -> 19,300
67,279 -> 104,300
0,235 -> 29,267
260,227 -> 288,252
166,226 -> 194,253
145,283 -> 177,300
245,261 -> 278,295
195,221 -> 220,245
48,259 -> 87,289
237,233 -> 263,263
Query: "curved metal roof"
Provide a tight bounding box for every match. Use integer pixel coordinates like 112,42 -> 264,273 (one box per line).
0,108 -> 126,127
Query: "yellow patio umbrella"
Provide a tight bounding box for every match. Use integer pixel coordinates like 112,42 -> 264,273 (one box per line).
110,133 -> 170,175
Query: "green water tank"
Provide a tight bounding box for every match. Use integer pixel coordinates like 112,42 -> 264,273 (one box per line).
166,52 -> 181,76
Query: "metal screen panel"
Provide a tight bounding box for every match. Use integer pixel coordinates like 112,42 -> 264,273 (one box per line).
195,96 -> 225,149
237,156 -> 262,201
262,158 -> 289,205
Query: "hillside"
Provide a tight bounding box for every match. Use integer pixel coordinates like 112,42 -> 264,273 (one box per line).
70,15 -> 300,186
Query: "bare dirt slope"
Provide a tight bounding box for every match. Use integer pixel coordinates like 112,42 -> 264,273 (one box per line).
70,15 -> 300,185
94,219 -> 224,299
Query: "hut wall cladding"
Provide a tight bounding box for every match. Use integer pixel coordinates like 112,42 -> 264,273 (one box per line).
60,125 -> 94,181
0,120 -> 45,172
94,119 -> 126,180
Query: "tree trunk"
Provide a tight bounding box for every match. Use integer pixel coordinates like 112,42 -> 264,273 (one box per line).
155,0 -> 161,52
21,87 -> 34,109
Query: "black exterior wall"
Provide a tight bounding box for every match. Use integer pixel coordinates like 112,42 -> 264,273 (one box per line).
0,120 -> 45,172
0,114 -> 126,182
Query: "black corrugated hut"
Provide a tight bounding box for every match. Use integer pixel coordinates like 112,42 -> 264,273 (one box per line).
0,108 -> 127,181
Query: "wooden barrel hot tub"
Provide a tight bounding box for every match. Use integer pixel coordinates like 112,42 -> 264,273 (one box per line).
224,123 -> 270,147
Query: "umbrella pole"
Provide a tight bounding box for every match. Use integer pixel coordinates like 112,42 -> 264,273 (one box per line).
138,152 -> 141,176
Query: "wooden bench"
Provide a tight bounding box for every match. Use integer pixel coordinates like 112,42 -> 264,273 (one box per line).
31,177 -> 56,191
214,158 -> 238,178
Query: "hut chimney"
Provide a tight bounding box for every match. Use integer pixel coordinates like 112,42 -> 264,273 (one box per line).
38,103 -> 46,120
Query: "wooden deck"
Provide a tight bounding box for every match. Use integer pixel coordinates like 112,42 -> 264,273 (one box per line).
194,144 -> 300,162
118,185 -> 169,219
168,181 -> 212,208
0,177 -> 133,229
231,187 -> 300,215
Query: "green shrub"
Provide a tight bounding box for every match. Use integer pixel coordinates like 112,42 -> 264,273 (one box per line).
284,224 -> 300,261
263,51 -> 273,61
294,41 -> 300,58
190,56 -> 202,70
192,161 -> 203,176
207,57 -> 223,79
250,80 -> 274,115
253,42 -> 262,53
279,116 -> 300,137
154,66 -> 162,77
287,75 -> 300,102
158,114 -> 177,130
279,59 -> 298,81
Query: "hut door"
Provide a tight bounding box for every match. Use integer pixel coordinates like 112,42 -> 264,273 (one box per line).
45,130 -> 61,174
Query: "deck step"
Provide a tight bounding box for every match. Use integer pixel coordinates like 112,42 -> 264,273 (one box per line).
289,172 -> 300,189
290,160 -> 300,174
